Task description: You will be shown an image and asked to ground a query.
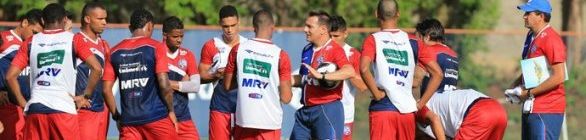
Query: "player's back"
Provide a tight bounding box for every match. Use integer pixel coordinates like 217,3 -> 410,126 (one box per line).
109,37 -> 168,125
420,44 -> 459,92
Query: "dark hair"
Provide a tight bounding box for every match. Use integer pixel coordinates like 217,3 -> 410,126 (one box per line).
219,5 -> 239,20
252,10 -> 274,29
416,18 -> 445,42
20,9 -> 43,27
329,15 -> 347,32
377,0 -> 399,20
81,1 -> 106,26
534,11 -> 551,22
42,3 -> 68,27
129,8 -> 154,32
163,16 -> 184,33
308,10 -> 331,29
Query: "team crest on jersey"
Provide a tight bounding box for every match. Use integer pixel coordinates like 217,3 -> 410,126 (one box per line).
530,45 -> 537,53
179,59 -> 187,69
317,56 -> 325,65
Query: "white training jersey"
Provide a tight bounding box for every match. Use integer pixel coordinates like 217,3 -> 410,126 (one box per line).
26,31 -> 78,114
209,35 -> 248,75
341,43 -> 357,123
372,29 -> 417,113
418,89 -> 488,138
235,38 -> 283,129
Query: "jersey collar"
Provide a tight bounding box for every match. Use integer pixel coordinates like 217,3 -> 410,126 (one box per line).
9,30 -> 22,42
252,38 -> 273,44
80,31 -> 101,45
42,29 -> 65,34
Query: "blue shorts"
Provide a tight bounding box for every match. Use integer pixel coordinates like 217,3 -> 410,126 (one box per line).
291,100 -> 344,140
522,113 -> 564,140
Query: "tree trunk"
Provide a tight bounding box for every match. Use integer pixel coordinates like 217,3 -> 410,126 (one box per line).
562,0 -> 583,67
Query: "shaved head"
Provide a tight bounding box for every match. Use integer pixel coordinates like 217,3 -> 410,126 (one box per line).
253,10 -> 274,30
377,0 -> 399,20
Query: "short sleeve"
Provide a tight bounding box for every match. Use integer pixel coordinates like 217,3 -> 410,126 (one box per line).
73,38 -> 94,61
186,50 -> 199,75
155,43 -> 169,73
279,50 -> 292,81
11,38 -> 31,69
361,35 -> 376,62
224,45 -> 239,74
331,45 -> 350,68
542,35 -> 567,65
200,40 -> 218,65
349,48 -> 361,74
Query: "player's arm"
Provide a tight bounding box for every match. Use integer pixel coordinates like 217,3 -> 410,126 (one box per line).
291,75 -> 302,87
359,36 -> 385,100
102,80 -> 119,120
223,46 -> 238,91
348,52 -> 368,94
520,62 -> 565,100
172,52 -> 201,93
6,40 -> 30,107
419,61 -> 443,109
425,111 -> 446,140
157,73 -> 174,112
198,41 -> 222,84
154,43 -> 177,130
80,55 -> 103,99
303,47 -> 355,81
279,51 -> 293,103
412,65 -> 427,97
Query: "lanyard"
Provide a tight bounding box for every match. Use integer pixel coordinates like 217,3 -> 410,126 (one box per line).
525,24 -> 550,59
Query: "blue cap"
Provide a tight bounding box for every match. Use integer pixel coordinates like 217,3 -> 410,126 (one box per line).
517,0 -> 552,14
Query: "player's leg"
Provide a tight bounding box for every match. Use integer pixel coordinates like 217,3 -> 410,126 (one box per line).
0,104 -> 25,140
49,113 -> 80,140
141,117 -> 178,140
209,110 -> 231,140
177,119 -> 199,140
23,114 -> 50,140
78,109 -> 101,140
97,107 -> 110,140
290,108 -> 311,140
369,111 -> 397,140
119,125 -> 142,140
522,113 -> 563,140
395,112 -> 415,140
313,101 -> 344,140
342,122 -> 353,140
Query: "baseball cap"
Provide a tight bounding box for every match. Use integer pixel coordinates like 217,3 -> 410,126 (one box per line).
517,0 -> 552,14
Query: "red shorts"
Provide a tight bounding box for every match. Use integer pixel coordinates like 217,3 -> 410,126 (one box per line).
0,104 -> 25,140
78,107 -> 109,140
369,111 -> 415,140
209,110 -> 231,140
24,113 -> 80,140
455,99 -> 507,140
233,125 -> 280,140
343,122 -> 353,140
177,120 -> 199,140
120,117 -> 178,140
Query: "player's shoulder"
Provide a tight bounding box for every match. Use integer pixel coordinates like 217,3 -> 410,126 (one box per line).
178,47 -> 194,56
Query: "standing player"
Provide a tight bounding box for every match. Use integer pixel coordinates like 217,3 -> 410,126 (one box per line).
102,9 -> 177,139
74,2 -> 110,140
359,0 -> 424,139
6,3 -> 103,140
412,18 -> 456,101
290,11 -> 355,140
0,9 -> 43,140
223,10 -> 293,140
199,5 -> 247,140
163,16 -> 201,140
416,89 -> 507,140
509,0 -> 567,139
329,15 -> 368,140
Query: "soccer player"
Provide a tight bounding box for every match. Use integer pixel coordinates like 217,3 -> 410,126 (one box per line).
329,15 -> 368,140
74,2 -> 110,140
415,89 -> 507,140
290,11 -> 355,140
163,16 -> 201,140
199,5 -> 247,140
223,10 -> 293,140
359,0 -> 424,139
102,9 -> 177,139
412,18 -> 456,102
0,9 -> 42,140
6,3 -> 102,140
510,0 -> 567,139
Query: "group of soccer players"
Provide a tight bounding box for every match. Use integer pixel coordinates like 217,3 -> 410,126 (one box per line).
0,0 -> 568,139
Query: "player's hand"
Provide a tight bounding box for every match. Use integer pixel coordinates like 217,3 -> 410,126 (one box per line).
112,111 -> 123,130
302,63 -> 323,79
214,68 -> 225,79
416,102 -> 424,110
74,96 -> 91,110
168,111 -> 179,132
0,91 -> 9,106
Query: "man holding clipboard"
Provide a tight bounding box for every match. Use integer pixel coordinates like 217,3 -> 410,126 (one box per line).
506,0 -> 567,139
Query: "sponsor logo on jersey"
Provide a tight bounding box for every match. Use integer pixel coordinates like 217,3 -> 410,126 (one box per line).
37,80 -> 51,86
243,58 -> 271,78
241,78 -> 269,89
248,93 -> 263,99
38,42 -> 66,48
396,80 -> 405,87
35,68 -> 62,78
118,62 -> 148,73
244,49 -> 274,58
444,68 -> 459,79
19,66 -> 30,76
382,49 -> 408,66
37,50 -> 65,68
121,78 -> 149,90
388,67 -> 409,78
120,52 -> 142,57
